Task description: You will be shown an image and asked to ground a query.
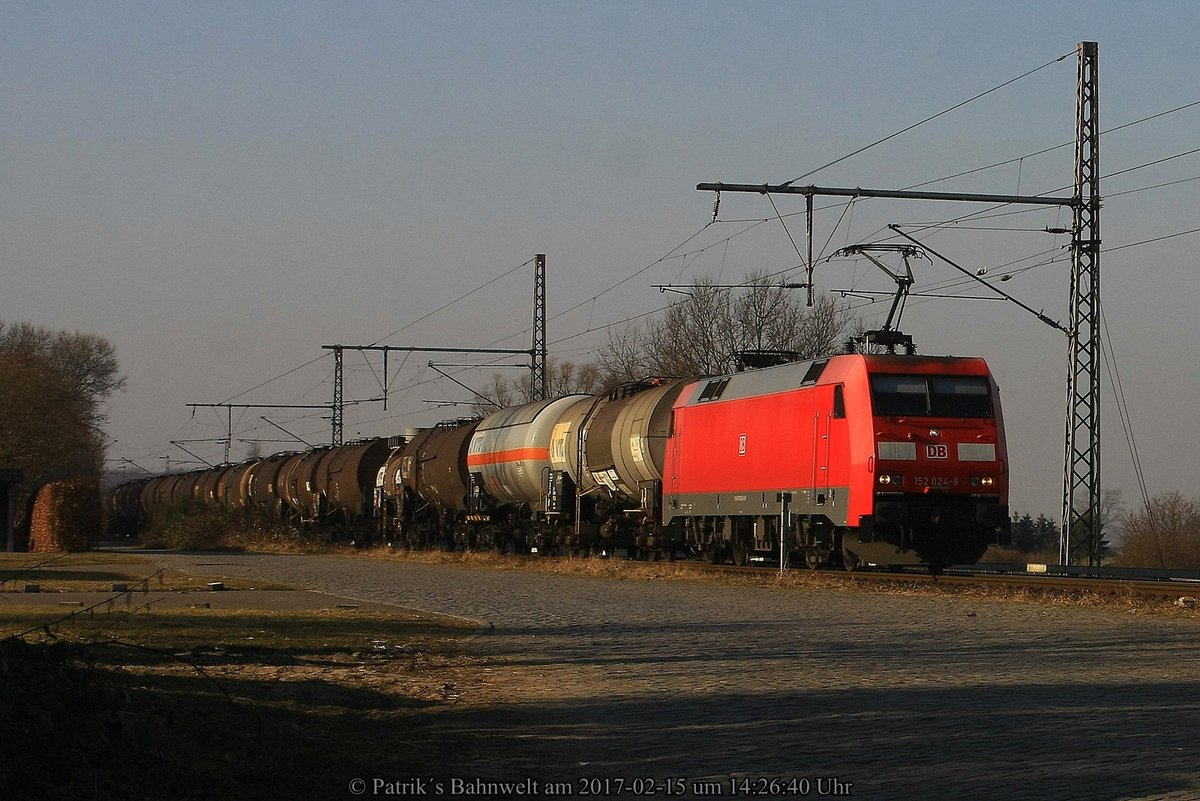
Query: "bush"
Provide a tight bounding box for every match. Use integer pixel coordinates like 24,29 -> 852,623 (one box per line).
979,545 -> 1058,564
1113,491 -> 1200,569
144,503 -> 324,551
28,481 -> 101,552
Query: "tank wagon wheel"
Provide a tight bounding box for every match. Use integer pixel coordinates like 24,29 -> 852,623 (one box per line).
804,549 -> 823,570
651,547 -> 677,563
648,546 -> 672,562
705,540 -> 727,565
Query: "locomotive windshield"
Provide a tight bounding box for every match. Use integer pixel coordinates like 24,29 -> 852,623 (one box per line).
870,374 -> 993,418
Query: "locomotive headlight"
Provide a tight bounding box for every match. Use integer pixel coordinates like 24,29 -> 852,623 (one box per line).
971,475 -> 995,488
878,473 -> 902,486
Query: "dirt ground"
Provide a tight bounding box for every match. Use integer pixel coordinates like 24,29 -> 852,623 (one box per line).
0,569 -> 526,799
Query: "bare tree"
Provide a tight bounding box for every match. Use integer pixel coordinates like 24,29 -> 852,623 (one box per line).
0,352 -> 99,477
0,321 -> 125,430
551,359 -> 600,397
469,373 -> 516,417
468,272 -> 853,411
0,321 -> 126,529
1114,491 -> 1200,569
597,272 -> 854,386
471,356 -> 601,415
1097,487 -> 1124,560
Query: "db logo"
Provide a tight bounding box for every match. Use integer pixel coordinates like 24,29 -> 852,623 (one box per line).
925,443 -> 949,460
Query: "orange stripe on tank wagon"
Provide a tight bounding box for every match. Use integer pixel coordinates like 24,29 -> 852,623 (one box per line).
466,447 -> 550,467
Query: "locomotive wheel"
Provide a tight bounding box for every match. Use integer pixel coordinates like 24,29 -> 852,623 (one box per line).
842,548 -> 861,572
732,538 -> 751,567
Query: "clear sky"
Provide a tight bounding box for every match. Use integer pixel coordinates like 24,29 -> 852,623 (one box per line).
4,1 -> 1198,522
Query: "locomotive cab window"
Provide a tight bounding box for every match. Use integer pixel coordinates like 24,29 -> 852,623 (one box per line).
929,376 -> 992,417
871,374 -> 992,418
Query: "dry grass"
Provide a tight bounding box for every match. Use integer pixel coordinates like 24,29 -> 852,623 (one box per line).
0,605 -> 485,801
360,546 -> 1200,618
0,551 -> 287,593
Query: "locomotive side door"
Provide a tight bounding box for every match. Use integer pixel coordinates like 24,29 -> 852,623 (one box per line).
810,384 -> 845,507
665,410 -> 680,507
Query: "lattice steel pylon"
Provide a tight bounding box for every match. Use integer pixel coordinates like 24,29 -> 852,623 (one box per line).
531,254 -> 547,401
332,345 -> 344,446
1060,41 -> 1101,566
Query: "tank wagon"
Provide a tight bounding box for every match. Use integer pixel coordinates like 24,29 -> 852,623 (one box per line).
392,419 -> 481,550
112,351 -> 1009,569
465,395 -> 588,553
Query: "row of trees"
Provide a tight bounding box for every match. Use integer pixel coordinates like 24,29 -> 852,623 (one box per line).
597,274 -> 849,384
0,321 -> 125,524
1114,492 -> 1200,569
474,271 -> 855,412
1010,489 -> 1200,570
1009,513 -> 1060,555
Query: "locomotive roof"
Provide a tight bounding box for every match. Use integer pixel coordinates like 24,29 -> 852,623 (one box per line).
678,352 -> 991,406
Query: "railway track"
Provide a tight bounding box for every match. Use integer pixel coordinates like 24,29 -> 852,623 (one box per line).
625,557 -> 1200,602
849,567 -> 1200,600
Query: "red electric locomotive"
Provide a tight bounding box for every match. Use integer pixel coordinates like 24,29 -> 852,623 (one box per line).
662,353 -> 1009,569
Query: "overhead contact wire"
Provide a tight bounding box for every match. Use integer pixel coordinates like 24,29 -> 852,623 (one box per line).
782,51 -> 1074,186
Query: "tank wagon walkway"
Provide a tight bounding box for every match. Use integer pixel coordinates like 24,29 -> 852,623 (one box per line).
151,553 -> 1200,801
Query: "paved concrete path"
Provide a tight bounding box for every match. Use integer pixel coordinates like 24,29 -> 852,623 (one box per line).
147,552 -> 1200,801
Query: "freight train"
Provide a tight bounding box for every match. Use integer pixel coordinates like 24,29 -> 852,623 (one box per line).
111,352 -> 1010,569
